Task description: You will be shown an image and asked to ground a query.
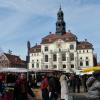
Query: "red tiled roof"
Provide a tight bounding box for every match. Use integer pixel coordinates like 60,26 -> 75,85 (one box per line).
4,53 -> 22,65
77,41 -> 93,49
61,32 -> 77,41
29,45 -> 41,53
41,32 -> 77,44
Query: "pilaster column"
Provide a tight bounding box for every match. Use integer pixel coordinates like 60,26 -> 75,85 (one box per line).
57,52 -> 62,70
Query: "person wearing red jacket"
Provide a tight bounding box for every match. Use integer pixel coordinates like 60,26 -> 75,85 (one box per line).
40,75 -> 49,100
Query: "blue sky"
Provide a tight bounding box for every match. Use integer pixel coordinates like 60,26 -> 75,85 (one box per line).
0,0 -> 100,62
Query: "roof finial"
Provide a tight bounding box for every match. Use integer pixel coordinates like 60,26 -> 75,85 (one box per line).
60,3 -> 61,10
68,30 -> 71,33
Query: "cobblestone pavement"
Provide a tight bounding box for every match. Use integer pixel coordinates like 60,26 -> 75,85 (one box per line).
32,88 -> 88,100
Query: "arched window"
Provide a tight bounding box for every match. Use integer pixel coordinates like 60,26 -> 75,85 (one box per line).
86,61 -> 89,66
80,61 -> 83,66
53,54 -> 57,61
70,53 -> 74,61
32,60 -> 34,68
45,55 -> 48,62
62,53 -> 66,61
32,63 -> 34,68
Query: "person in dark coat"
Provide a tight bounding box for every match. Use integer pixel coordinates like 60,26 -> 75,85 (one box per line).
76,75 -> 81,93
14,73 -> 35,100
0,80 -> 5,94
69,73 -> 76,93
54,74 -> 61,99
82,74 -> 88,92
48,73 -> 60,100
14,73 -> 28,100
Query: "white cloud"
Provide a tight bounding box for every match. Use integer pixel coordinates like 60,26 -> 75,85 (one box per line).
0,0 -> 100,60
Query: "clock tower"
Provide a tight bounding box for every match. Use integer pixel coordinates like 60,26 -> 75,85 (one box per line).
56,6 -> 66,35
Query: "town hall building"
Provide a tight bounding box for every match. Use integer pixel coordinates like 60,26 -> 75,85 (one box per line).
27,7 -> 97,72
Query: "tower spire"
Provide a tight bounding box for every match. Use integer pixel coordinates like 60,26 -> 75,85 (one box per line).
56,6 -> 66,35
60,3 -> 61,10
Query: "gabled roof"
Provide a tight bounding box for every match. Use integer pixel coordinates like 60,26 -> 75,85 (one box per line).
41,31 -> 77,44
61,32 -> 77,41
77,41 -> 93,50
29,45 -> 41,53
4,53 -> 22,65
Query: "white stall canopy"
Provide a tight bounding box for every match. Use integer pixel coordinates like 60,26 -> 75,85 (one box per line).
0,67 -> 28,73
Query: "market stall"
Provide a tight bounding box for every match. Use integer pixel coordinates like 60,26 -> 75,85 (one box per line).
0,67 -> 28,73
0,67 -> 28,100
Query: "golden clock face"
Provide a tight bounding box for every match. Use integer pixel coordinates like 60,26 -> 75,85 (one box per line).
57,43 -> 61,48
56,39 -> 63,48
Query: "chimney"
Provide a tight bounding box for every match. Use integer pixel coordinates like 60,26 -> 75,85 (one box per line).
68,30 -> 71,33
49,32 -> 52,34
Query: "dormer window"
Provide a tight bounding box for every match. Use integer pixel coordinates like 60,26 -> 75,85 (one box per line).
70,44 -> 74,50
87,50 -> 88,53
45,46 -> 48,51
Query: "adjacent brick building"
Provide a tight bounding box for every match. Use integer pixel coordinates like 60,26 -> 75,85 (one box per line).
0,53 -> 26,68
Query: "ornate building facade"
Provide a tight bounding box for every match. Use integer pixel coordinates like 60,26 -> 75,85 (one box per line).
27,7 -> 97,72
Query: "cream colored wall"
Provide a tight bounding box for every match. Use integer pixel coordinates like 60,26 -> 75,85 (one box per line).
41,40 -> 76,52
29,40 -> 94,73
40,40 -> 77,71
77,49 -> 94,69
29,53 -> 42,69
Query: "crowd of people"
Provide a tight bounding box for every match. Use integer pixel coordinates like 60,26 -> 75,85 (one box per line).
40,71 -> 100,100
0,70 -> 100,100
40,73 -> 75,100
